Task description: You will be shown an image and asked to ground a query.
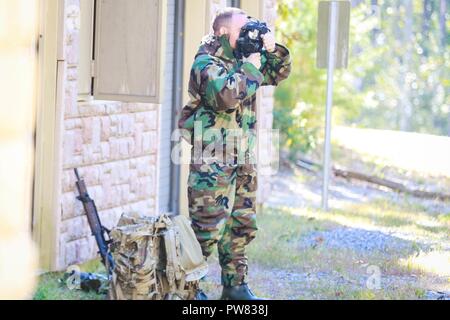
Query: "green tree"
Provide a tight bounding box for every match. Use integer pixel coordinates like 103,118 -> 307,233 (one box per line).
273,0 -> 449,158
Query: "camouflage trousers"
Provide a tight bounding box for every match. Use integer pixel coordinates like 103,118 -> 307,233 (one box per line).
187,161 -> 258,287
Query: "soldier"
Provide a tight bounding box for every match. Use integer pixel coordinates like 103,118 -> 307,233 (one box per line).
178,7 -> 291,300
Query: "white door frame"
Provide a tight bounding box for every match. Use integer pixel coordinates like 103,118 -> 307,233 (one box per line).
33,0 -> 65,272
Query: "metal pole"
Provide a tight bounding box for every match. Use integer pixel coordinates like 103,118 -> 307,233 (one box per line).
171,0 -> 185,214
322,1 -> 338,211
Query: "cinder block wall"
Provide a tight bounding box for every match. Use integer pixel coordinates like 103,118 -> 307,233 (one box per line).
59,0 -> 160,268
57,0 -> 278,269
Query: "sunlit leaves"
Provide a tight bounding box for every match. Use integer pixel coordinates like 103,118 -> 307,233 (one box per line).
273,0 -> 449,158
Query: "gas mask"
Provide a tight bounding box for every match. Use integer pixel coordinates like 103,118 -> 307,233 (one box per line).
235,17 -> 271,60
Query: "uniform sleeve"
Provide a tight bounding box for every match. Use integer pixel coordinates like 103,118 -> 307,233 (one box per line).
260,43 -> 292,86
194,55 -> 265,112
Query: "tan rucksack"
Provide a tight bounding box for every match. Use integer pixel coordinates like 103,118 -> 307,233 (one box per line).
107,212 -> 208,300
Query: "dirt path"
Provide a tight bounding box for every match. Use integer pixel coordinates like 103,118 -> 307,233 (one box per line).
34,162 -> 449,300
201,168 -> 450,300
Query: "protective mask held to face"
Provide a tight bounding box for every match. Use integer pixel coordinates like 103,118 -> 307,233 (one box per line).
235,18 -> 271,59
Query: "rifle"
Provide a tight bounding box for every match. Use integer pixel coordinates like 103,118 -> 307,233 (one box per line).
74,168 -> 115,276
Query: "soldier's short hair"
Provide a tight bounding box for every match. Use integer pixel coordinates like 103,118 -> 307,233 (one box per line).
212,7 -> 246,35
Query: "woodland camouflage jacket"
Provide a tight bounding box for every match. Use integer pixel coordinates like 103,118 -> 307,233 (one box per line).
178,33 -> 291,163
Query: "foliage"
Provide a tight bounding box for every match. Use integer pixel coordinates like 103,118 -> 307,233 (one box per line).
273,0 -> 449,157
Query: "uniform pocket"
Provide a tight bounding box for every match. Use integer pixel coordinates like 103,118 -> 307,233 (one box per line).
188,162 -> 236,191
236,164 -> 257,193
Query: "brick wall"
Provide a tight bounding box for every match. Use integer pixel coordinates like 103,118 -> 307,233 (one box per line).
59,0 -> 160,268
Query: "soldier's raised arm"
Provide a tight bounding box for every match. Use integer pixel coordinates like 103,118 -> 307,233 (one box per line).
193,54 -> 265,112
260,43 -> 292,86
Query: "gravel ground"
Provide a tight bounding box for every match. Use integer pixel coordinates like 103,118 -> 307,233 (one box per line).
267,167 -> 450,253
199,166 -> 450,300
203,259 -> 450,300
253,168 -> 448,299
298,227 -> 429,255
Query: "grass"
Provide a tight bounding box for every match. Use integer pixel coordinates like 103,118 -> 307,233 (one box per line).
203,198 -> 449,300
332,126 -> 450,180
330,128 -> 450,194
318,199 -> 449,238
34,197 -> 449,300
246,207 -> 335,269
32,127 -> 450,299
33,259 -> 107,300
399,251 -> 450,277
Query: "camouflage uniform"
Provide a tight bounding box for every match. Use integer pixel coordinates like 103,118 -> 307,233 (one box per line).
178,33 -> 291,287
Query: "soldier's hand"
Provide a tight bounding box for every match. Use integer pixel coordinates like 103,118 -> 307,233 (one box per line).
243,53 -> 261,69
262,31 -> 276,53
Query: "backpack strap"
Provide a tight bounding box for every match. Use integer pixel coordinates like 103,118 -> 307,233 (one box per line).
163,228 -> 183,293
109,272 -> 125,300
